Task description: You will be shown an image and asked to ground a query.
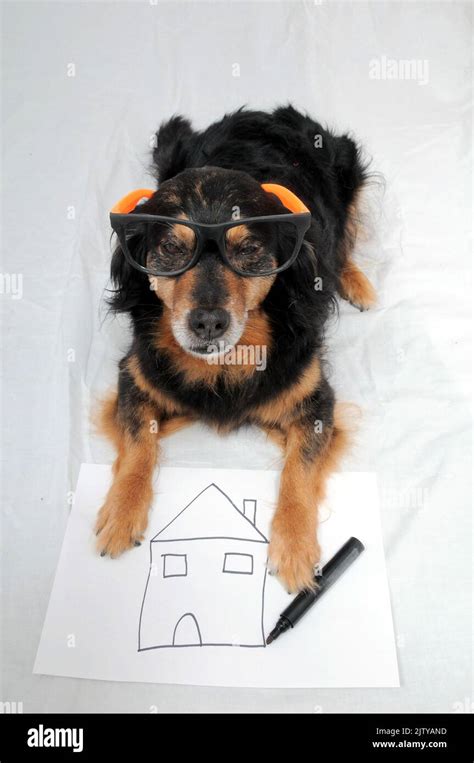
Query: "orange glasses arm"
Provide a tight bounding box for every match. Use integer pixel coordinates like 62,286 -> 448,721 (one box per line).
261,183 -> 310,214
110,188 -> 155,214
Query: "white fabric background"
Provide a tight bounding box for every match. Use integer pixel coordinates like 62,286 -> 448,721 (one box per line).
2,0 -> 472,713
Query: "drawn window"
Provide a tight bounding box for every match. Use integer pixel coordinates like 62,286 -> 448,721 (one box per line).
162,554 -> 187,578
222,553 -> 253,575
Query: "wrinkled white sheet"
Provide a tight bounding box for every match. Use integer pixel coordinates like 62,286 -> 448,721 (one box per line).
2,0 -> 472,713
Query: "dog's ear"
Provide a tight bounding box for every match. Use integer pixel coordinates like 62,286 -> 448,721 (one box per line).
153,115 -> 194,182
268,226 -> 338,338
107,240 -> 140,313
107,237 -> 155,315
331,135 -> 367,205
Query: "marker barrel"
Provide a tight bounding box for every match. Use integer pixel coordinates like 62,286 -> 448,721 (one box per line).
279,537 -> 364,627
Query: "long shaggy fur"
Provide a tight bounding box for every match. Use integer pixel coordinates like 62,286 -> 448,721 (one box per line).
108,105 -> 369,411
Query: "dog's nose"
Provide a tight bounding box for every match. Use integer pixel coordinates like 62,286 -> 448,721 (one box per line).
188,308 -> 230,340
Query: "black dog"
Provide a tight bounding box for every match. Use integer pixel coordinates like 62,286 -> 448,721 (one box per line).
96,105 -> 375,592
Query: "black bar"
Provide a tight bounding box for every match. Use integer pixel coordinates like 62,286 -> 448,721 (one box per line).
0,713 -> 472,759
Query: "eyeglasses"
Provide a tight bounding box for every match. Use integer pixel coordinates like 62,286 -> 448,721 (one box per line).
109,183 -> 311,278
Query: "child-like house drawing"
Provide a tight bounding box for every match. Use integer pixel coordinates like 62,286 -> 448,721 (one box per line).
138,483 -> 269,649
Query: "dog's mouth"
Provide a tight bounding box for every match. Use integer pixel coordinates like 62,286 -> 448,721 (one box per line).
171,310 -> 246,359
187,346 -> 224,361
188,340 -> 237,358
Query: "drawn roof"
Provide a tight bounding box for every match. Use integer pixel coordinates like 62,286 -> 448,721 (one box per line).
152,483 -> 268,543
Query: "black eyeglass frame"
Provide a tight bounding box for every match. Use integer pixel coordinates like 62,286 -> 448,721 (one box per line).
109,211 -> 312,278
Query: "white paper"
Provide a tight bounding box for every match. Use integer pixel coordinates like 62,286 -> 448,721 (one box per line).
34,465 -> 399,688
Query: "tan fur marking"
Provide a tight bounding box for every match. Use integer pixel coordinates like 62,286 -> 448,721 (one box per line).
268,406 -> 350,592
149,266 -> 198,315
93,380 -> 194,556
243,274 -> 276,310
237,308 -> 272,354
221,241 -> 277,310
159,415 -> 195,438
226,224 -> 250,245
148,275 -> 174,309
339,263 -> 376,310
94,398 -> 159,557
253,356 -> 321,427
126,355 -> 185,417
220,267 -> 246,319
170,220 -> 195,246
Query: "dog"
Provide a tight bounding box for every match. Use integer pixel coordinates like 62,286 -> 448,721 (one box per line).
95,105 -> 375,592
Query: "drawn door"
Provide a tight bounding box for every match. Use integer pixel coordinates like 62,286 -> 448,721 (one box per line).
172,613 -> 202,646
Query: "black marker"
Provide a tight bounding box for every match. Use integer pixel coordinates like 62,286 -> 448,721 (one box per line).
266,536 -> 364,645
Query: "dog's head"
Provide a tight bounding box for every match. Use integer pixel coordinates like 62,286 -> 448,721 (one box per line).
110,167 -> 307,358
147,168 -> 281,356
112,168 -> 296,356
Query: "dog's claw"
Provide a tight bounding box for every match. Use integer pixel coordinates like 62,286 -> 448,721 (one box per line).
94,497 -> 148,559
268,527 -> 320,594
349,300 -> 369,312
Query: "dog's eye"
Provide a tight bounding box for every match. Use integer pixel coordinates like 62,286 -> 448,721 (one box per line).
159,240 -> 184,256
238,240 -> 261,256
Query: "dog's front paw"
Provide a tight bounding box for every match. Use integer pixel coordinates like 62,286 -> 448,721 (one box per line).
95,499 -> 147,558
340,268 -> 376,312
268,522 -> 320,594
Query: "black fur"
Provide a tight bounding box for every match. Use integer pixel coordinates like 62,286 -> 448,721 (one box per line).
107,105 -> 368,429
